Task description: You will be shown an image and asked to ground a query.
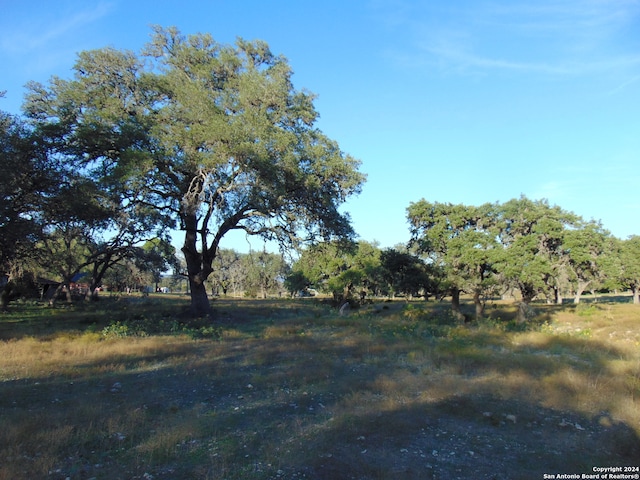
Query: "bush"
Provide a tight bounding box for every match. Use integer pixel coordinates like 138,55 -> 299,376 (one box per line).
101,321 -> 133,338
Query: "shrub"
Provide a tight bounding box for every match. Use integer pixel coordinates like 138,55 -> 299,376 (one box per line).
101,321 -> 132,339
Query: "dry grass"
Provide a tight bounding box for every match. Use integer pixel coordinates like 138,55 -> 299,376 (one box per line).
0,295 -> 639,479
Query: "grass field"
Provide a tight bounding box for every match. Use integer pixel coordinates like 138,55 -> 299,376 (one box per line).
1,295 -> 639,479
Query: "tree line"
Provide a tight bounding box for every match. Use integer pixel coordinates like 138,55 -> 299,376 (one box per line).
286,197 -> 640,323
2,26 -> 638,318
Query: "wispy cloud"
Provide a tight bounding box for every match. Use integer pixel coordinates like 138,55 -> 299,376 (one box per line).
420,40 -> 573,75
0,2 -> 115,55
383,0 -> 640,80
607,73 -> 640,95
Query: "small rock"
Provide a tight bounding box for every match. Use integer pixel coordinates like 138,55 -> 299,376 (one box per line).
505,414 -> 517,424
110,382 -> 122,393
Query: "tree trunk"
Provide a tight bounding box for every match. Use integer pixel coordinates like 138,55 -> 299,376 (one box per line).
189,276 -> 212,317
517,301 -> 530,323
516,282 -> 537,323
555,287 -> 563,305
473,290 -> 484,320
0,283 -> 13,311
573,280 -> 590,305
632,286 -> 639,305
182,214 -> 214,318
451,287 -> 465,321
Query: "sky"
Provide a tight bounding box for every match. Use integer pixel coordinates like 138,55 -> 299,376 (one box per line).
1,0 -> 639,252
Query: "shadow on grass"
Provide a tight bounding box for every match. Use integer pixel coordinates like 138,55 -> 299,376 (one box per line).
0,296 -> 193,340
0,296 -> 330,341
1,298 -> 639,479
277,395 -> 640,480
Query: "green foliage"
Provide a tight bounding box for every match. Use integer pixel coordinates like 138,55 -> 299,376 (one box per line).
101,321 -> 133,338
283,270 -> 310,296
24,26 -> 365,316
288,240 -> 383,301
0,110 -> 58,306
241,250 -> 287,299
612,236 -> 640,303
406,196 -> 634,316
401,303 -> 427,320
495,197 -> 580,305
101,316 -> 222,340
407,200 -> 501,317
380,248 -> 438,298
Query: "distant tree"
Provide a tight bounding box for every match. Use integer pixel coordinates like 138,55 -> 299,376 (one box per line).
243,249 -> 287,298
209,248 -> 242,296
25,27 -> 365,317
287,241 -> 348,302
284,270 -> 311,297
495,197 -> 579,322
562,222 -> 610,304
35,176 -> 112,302
407,201 -> 500,320
607,236 -> 640,304
288,240 -> 381,305
102,259 -> 148,293
136,238 -> 178,292
379,248 -> 437,300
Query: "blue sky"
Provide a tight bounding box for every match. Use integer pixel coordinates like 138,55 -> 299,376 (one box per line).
2,0 -> 639,251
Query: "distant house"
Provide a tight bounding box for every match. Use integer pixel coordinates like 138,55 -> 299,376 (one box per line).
69,272 -> 90,296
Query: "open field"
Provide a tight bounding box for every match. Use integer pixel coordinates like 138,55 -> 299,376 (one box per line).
1,295 -> 639,479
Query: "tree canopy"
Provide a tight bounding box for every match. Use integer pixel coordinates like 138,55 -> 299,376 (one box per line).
406,196 -> 630,321
407,200 -> 500,320
24,26 -> 365,316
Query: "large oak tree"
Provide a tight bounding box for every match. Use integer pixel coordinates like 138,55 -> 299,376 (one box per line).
25,27 -> 365,316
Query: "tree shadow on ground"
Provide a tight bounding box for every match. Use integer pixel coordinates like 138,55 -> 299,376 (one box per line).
280,395 -> 640,480
1,299 -> 639,479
